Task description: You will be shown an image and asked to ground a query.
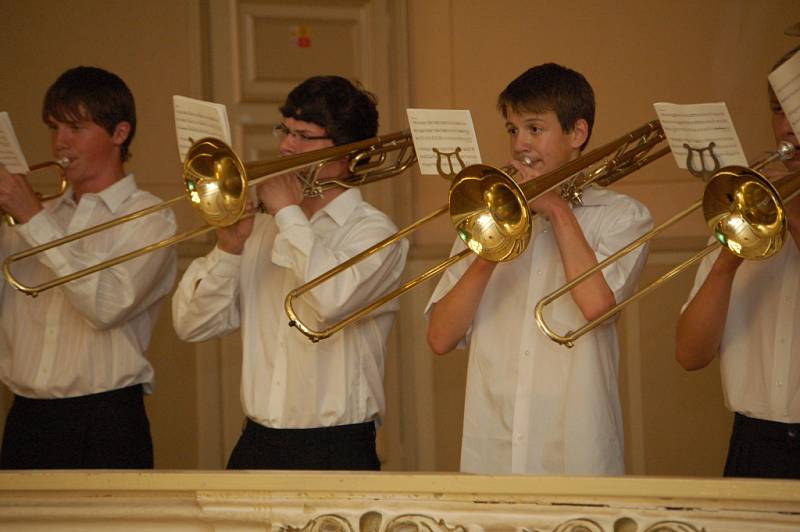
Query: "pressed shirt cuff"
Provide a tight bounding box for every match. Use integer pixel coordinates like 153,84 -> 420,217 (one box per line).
272,205 -> 312,269
15,209 -> 70,272
15,209 -> 61,247
209,246 -> 243,277
273,205 -> 307,232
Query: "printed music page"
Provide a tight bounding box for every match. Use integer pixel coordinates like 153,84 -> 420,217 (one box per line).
406,108 -> 481,176
769,48 -> 800,139
0,112 -> 29,174
173,95 -> 232,162
653,102 -> 747,171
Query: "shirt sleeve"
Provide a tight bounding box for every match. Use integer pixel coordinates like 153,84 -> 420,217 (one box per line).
680,237 -> 720,314
271,204 -> 409,323
423,237 -> 476,350
14,204 -> 177,331
592,195 -> 654,304
171,245 -> 243,341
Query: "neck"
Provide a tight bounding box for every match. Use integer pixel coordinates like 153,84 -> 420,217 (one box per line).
72,165 -> 126,203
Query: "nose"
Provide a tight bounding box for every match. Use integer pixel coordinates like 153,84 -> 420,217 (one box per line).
52,126 -> 70,151
279,133 -> 299,155
512,132 -> 530,155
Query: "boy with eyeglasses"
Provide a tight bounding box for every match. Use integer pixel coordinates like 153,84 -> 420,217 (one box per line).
172,75 -> 408,470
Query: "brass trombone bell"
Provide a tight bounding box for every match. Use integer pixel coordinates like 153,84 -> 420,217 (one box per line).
704,166 -> 786,260
534,141 -> 799,348
448,165 -> 531,262
2,158 -> 69,226
3,132 -> 417,297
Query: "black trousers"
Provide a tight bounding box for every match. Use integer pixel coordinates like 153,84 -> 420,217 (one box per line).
0,384 -> 153,469
227,418 -> 380,470
724,412 -> 800,479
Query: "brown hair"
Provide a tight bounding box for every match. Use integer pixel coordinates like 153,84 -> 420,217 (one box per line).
497,63 -> 595,151
42,66 -> 136,162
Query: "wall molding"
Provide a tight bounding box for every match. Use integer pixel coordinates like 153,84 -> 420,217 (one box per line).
0,472 -> 798,530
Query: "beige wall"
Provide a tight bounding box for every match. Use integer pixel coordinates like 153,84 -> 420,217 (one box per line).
1,0 -> 799,475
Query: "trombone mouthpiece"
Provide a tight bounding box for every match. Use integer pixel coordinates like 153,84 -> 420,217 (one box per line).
56,157 -> 70,167
514,155 -> 533,167
777,141 -> 796,161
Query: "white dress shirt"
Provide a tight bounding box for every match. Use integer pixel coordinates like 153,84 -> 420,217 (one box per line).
683,240 -> 800,423
426,187 -> 652,475
0,174 -> 177,398
172,188 -> 408,429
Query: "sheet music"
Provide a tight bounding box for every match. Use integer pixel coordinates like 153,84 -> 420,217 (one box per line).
0,112 -> 29,174
653,102 -> 747,170
406,108 -> 481,175
173,95 -> 231,162
768,48 -> 800,139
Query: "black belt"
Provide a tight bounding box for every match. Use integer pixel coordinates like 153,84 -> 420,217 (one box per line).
14,384 -> 143,405
734,412 -> 800,441
244,418 -> 375,445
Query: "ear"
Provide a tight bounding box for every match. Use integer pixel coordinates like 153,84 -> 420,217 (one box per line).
569,118 -> 589,150
111,121 -> 131,146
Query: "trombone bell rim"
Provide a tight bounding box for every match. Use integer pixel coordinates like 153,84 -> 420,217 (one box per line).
448,164 -> 532,263
703,166 -> 785,260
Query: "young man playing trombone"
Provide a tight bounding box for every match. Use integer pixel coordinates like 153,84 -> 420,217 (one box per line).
172,76 -> 408,470
675,46 -> 800,479
0,66 -> 177,468
426,63 -> 652,475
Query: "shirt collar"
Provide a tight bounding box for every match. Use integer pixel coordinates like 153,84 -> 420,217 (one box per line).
315,188 -> 363,226
574,185 -> 610,207
54,174 -> 137,214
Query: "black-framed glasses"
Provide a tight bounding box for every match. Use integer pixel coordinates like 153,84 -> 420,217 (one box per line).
272,123 -> 330,142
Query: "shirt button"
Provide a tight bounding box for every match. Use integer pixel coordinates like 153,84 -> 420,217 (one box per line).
524,350 -> 530,357
777,380 -> 784,387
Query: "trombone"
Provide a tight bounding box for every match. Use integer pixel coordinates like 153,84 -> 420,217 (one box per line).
2,132 -> 416,297
2,158 -> 69,226
534,141 -> 798,348
285,120 -> 670,342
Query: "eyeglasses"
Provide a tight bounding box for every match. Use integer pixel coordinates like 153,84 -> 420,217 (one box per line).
272,123 -> 330,142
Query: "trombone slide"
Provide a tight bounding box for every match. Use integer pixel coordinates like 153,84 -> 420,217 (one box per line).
535,141 -> 799,347
285,120 -> 671,341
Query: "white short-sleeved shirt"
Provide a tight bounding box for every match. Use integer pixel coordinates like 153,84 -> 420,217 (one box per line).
426,187 -> 652,475
683,240 -> 800,423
